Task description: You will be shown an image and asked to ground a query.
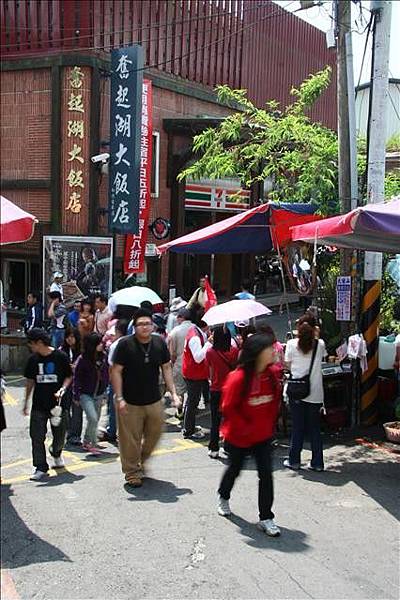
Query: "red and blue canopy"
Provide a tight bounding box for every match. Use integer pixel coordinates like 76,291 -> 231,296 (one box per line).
291,198 -> 400,253
158,202 -> 320,254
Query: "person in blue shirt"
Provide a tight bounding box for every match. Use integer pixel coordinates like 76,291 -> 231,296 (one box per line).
234,280 -> 255,301
68,300 -> 82,327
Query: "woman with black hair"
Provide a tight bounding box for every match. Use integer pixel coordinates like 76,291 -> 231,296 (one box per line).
78,299 -> 95,339
73,332 -> 108,455
59,328 -> 82,446
284,313 -> 326,472
217,333 -> 282,537
206,326 -> 239,458
59,327 -> 81,363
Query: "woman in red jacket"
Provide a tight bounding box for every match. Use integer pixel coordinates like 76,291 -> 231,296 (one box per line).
217,333 -> 282,537
206,326 -> 239,459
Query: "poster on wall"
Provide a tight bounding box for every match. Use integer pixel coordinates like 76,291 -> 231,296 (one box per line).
43,236 -> 113,307
124,79 -> 153,274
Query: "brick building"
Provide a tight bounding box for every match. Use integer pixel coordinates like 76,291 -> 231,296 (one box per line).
1,0 -> 337,322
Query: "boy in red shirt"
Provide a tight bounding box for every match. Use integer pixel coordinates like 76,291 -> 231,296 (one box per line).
217,333 -> 282,537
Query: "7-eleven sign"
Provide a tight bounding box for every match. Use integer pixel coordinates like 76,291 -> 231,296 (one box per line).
210,188 -> 226,209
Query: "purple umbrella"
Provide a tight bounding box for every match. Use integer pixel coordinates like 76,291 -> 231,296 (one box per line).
291,198 -> 400,253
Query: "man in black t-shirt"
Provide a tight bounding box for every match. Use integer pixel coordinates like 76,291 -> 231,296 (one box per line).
112,309 -> 180,488
23,328 -> 72,481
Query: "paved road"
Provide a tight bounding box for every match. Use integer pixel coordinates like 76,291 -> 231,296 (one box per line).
1,379 -> 399,600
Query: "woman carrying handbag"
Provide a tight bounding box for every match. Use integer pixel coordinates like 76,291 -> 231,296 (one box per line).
284,313 -> 326,472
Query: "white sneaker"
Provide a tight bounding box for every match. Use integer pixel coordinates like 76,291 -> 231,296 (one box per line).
257,519 -> 281,537
53,456 -> 65,468
217,494 -> 231,516
208,450 -> 219,459
29,469 -> 48,481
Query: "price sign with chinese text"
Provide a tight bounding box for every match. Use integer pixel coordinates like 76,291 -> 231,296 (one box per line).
336,276 -> 352,321
123,80 -> 153,274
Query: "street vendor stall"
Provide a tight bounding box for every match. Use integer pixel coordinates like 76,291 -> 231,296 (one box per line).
291,197 -> 400,429
0,196 -> 39,370
158,202 -> 321,254
291,198 -> 400,253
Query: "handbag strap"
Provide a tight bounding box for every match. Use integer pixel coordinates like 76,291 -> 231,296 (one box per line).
308,340 -> 319,377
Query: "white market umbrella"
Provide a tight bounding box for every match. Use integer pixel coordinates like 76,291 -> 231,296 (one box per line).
202,299 -> 272,327
108,286 -> 163,313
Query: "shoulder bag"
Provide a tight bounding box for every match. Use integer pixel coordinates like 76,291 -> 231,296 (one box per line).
286,341 -> 318,401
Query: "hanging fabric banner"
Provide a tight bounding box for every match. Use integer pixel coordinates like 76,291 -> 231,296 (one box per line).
124,80 -> 153,273
109,45 -> 143,234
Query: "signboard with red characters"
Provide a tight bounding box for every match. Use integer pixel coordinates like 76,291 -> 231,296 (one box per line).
123,80 -> 153,273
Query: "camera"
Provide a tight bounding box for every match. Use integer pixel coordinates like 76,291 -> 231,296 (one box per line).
91,153 -> 110,164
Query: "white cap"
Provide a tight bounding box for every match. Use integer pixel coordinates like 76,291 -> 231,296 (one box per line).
170,297 -> 187,311
53,271 -> 64,279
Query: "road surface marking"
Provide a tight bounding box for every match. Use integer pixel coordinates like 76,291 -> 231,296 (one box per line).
1,438 -> 204,485
2,391 -> 18,407
0,568 -> 20,599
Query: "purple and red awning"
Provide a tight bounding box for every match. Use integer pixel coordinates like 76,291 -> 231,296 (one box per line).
291,199 -> 400,253
0,196 -> 38,246
158,202 -> 321,254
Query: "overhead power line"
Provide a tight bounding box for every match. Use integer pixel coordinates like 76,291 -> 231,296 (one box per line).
1,1 -> 295,53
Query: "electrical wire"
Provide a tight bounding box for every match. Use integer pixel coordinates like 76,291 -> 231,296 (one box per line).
388,90 -> 400,123
320,1 -> 372,36
1,1 -> 295,52
121,4 -> 303,76
1,3 -> 300,80
355,13 -> 374,94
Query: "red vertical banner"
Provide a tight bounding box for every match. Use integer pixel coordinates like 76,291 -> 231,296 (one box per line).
124,80 -> 153,273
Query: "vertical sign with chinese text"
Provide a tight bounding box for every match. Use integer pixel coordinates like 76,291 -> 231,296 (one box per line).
61,66 -> 91,233
109,45 -> 143,234
123,80 -> 153,274
336,276 -> 352,321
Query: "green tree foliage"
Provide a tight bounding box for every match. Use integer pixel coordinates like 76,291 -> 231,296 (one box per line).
178,67 -> 338,215
384,171 -> 400,199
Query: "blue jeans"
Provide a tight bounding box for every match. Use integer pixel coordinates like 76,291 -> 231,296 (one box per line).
289,399 -> 324,469
106,385 -> 117,439
51,328 -> 65,349
80,394 -> 102,446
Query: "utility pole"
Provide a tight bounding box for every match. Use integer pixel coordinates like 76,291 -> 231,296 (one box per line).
360,0 -> 392,425
336,0 -> 358,336
337,0 -> 352,216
